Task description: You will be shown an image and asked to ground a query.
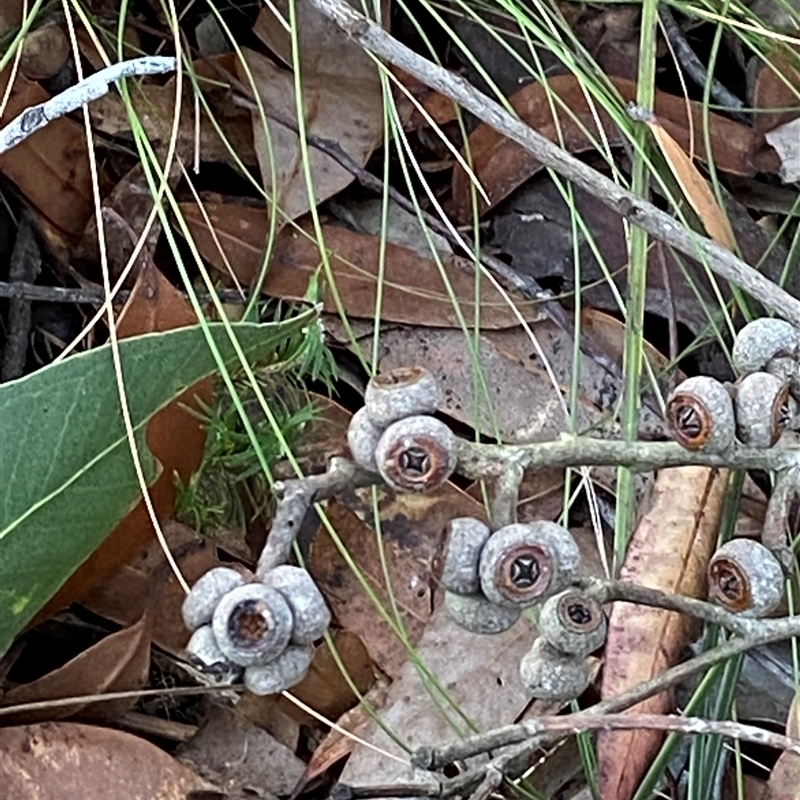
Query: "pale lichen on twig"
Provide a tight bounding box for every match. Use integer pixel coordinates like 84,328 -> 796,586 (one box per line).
0,56 -> 177,154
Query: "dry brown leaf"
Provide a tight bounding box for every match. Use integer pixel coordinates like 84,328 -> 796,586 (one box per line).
180,201 -> 543,327
752,48 -> 800,142
175,703 -> 304,795
0,722 -> 215,799
298,677 -> 391,789
36,264 -> 213,622
338,600 -> 534,788
391,66 -> 460,130
275,630 -> 375,725
598,466 -> 730,800
309,481 -> 487,677
89,55 -> 257,166
765,688 -> 800,800
644,114 -> 736,249
2,615 -> 151,725
0,68 -> 92,239
80,522 -> 220,657
451,75 -> 756,223
238,1 -> 382,225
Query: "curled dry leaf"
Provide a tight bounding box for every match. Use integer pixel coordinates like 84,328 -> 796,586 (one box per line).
765,687 -> 800,800
180,201 -> 542,328
238,0 -> 383,226
643,114 -> 736,250
89,54 -> 257,166
598,467 -> 730,800
0,67 -> 92,238
0,722 -> 216,799
451,75 -> 756,223
1,615 -> 151,725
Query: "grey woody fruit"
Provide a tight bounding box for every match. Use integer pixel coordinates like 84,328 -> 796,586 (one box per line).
212,583 -> 294,666
708,538 -> 785,617
182,567 -> 247,632
732,318 -> 799,377
186,624 -> 227,668
538,589 -> 607,656
347,407 -> 384,472
519,638 -> 592,701
440,517 -> 491,595
374,415 -> 457,493
244,644 -> 314,695
364,366 -> 442,426
444,590 -> 521,634
735,371 -> 793,448
666,376 -> 735,454
479,522 -> 581,608
261,565 -> 331,645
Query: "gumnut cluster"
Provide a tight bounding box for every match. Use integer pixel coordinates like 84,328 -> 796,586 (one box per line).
440,517 -> 606,702
666,318 -> 798,454
666,317 -> 798,618
182,564 -> 330,695
347,366 -> 457,492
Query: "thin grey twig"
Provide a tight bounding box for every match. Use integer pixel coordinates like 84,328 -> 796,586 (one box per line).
456,437 -> 800,477
429,618 -> 800,795
658,5 -> 747,120
761,466 -> 800,569
576,577 -> 780,638
418,712 -> 800,768
2,216 -> 41,381
305,0 -> 800,328
256,457 -> 378,577
0,280 -> 252,306
0,56 -> 177,154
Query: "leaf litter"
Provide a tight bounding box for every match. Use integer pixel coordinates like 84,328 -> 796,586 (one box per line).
2,0 -> 799,797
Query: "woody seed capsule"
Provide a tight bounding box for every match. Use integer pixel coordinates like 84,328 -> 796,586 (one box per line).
440,517 -> 491,595
444,590 -> 521,634
519,637 -> 592,701
364,366 -> 442,426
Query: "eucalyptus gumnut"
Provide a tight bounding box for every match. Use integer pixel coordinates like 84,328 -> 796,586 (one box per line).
212,583 -> 294,666
440,517 -> 491,595
734,371 -> 793,448
708,538 -> 785,617
444,590 -> 521,634
244,644 -> 314,695
732,319 -> 799,391
182,567 -> 247,632
666,376 -> 735,454
537,589 -> 607,657
479,521 -> 581,608
185,624 -> 227,668
260,565 -> 331,645
519,637 -> 592,701
364,366 -> 442,426
374,415 -> 457,493
347,407 -> 384,472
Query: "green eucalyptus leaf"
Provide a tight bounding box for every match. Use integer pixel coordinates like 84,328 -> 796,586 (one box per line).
0,312 -> 316,655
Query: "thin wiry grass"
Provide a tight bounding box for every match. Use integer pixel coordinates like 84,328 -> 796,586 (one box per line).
5,0 -> 796,792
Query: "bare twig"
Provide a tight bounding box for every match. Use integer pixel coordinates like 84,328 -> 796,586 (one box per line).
761,466 -> 800,569
256,457 -> 378,577
576,577 -> 786,638
0,280 -> 252,305
658,5 -> 747,119
0,56 -> 177,154
428,618 -> 800,796
305,0 -> 800,328
2,216 -> 41,381
418,712 -> 800,769
455,437 -> 800,477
